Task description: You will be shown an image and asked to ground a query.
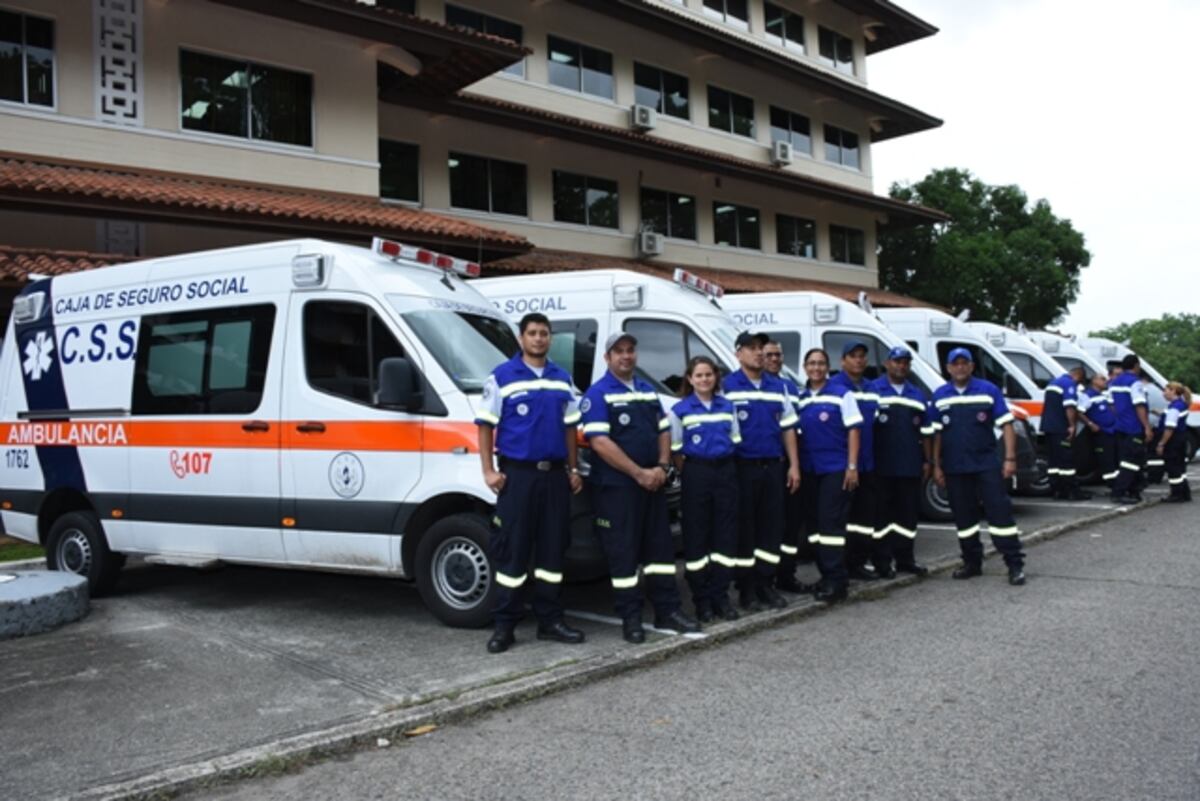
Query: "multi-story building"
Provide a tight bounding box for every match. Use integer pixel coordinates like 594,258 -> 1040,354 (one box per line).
0,0 -> 943,313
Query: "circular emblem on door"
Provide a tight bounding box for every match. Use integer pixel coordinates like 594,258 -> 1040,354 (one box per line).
329,452 -> 365,498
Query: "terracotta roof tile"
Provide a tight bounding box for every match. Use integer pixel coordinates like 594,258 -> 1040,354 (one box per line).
0,245 -> 132,283
0,155 -> 529,251
485,249 -> 933,309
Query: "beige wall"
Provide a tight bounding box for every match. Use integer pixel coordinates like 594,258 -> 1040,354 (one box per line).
380,105 -> 880,284
0,0 -> 380,194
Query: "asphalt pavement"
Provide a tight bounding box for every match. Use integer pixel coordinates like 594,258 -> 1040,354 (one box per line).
202,499 -> 1200,801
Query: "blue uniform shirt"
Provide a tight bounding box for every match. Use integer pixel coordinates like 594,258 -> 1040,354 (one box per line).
1040,373 -> 1079,435
1080,387 -> 1117,435
722,369 -> 798,460
1108,372 -> 1147,435
669,394 -> 741,459
797,381 -> 862,475
580,371 -> 668,487
778,374 -> 804,432
870,377 -> 935,478
828,372 -> 878,473
1158,397 -> 1190,433
475,353 -> 579,461
932,377 -> 1013,474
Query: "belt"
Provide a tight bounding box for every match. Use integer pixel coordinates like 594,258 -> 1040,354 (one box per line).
737,456 -> 783,466
499,458 -> 566,472
685,456 -> 733,467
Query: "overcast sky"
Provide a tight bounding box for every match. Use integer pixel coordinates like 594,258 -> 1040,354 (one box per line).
868,0 -> 1198,335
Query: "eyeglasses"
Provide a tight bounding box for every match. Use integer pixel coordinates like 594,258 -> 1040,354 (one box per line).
764,353 -> 782,359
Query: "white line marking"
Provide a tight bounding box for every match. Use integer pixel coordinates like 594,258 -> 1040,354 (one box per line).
564,609 -> 708,639
1013,501 -> 1115,510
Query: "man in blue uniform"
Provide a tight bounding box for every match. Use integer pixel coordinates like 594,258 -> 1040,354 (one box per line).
724,332 -> 801,611
763,339 -> 811,594
1109,354 -> 1153,504
869,346 -> 934,576
1078,372 -> 1119,488
932,348 -> 1026,586
580,332 -> 700,643
476,313 -> 586,654
1041,365 -> 1092,501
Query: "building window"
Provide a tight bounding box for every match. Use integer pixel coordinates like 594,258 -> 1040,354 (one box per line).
553,171 -> 619,229
446,5 -> 524,76
824,124 -> 860,169
713,202 -> 760,250
702,0 -> 749,30
634,62 -> 689,120
379,140 -> 419,202
641,188 -> 696,240
707,85 -> 755,138
818,26 -> 854,74
0,10 -> 54,107
180,50 -> 312,146
764,4 -> 804,50
376,0 -> 416,12
776,214 -> 816,258
548,36 -> 613,99
769,106 -> 811,155
449,152 -> 527,216
830,224 -> 866,265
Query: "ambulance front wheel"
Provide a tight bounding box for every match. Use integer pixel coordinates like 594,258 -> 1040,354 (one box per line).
414,513 -> 496,629
45,511 -> 125,596
920,477 -> 954,522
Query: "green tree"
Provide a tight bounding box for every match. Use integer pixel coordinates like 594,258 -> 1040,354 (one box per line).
1092,314 -> 1200,390
879,168 -> 1091,327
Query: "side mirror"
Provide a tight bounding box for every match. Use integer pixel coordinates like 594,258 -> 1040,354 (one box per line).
378,357 -> 423,411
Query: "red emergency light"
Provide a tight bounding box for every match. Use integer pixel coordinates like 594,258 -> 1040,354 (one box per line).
372,237 -> 481,278
673,267 -> 724,299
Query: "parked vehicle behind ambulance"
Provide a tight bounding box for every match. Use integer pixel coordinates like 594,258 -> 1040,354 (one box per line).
0,237 -> 527,628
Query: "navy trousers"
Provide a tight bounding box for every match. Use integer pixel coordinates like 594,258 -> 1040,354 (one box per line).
593,483 -> 682,620
735,459 -> 786,589
876,475 -> 921,567
490,465 -> 570,627
946,469 -> 1024,570
680,458 -> 738,605
810,471 -> 852,590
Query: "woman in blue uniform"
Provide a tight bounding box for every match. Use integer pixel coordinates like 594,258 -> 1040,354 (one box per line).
1156,382 -> 1192,503
670,356 -> 741,622
1078,372 -> 1118,488
796,347 -> 862,603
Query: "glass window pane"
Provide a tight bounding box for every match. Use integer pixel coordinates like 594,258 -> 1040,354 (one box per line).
824,125 -> 842,163
24,15 -> 54,107
146,337 -> 206,398
660,69 -> 689,119
634,62 -> 662,111
547,318 -> 598,391
777,214 -> 815,258
713,202 -> 737,246
305,302 -> 371,404
624,319 -> 686,395
640,188 -> 669,236
585,176 -> 619,228
847,227 -> 865,264
547,36 -> 580,91
488,158 -> 528,216
180,51 -> 249,138
738,206 -> 760,250
670,193 -> 696,240
377,0 -> 416,11
830,224 -> 846,261
731,92 -> 755,138
444,5 -> 484,31
249,64 -> 312,146
0,11 -> 22,103
553,171 -> 587,224
765,3 -> 784,40
581,45 -> 613,99
379,140 -> 419,202
727,0 -> 748,22
210,320 -> 252,390
790,112 -> 811,153
842,130 -> 859,169
708,86 -> 731,132
448,152 -> 490,211
770,106 -> 789,143
786,13 -> 805,48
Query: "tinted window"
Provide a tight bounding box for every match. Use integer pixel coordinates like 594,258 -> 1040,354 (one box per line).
1055,356 -> 1095,380
304,301 -> 405,406
1003,351 -> 1055,389
829,224 -> 865,265
777,214 -> 816,259
180,50 -> 312,146
818,26 -> 854,74
446,6 -> 524,75
641,188 -> 697,240
0,10 -> 53,107
548,36 -> 613,99
822,331 -> 887,381
935,341 -> 1030,399
634,62 -> 689,120
708,85 -> 755,138
624,319 -> 723,395
379,139 -> 419,202
449,152 -> 527,216
553,171 -> 618,228
770,106 -> 811,155
133,304 -> 275,415
764,3 -> 804,49
763,330 -> 802,374
703,0 -> 749,28
377,0 -> 415,11
824,124 -> 860,169
713,202 -> 760,249
547,318 -> 598,391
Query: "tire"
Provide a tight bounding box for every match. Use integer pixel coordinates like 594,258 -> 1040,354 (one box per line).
414,513 -> 496,629
45,511 -> 124,596
1019,458 -> 1054,497
919,476 -> 954,522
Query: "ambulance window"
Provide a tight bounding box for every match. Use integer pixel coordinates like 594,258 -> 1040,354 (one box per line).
1055,356 -> 1094,380
304,301 -> 406,406
547,318 -> 597,391
133,304 -> 275,415
763,331 -> 801,373
822,332 -> 885,380
935,342 -> 1031,399
624,319 -> 722,394
1004,351 -> 1054,389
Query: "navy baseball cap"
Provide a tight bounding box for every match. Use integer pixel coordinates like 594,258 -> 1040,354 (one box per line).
735,331 -> 769,349
841,340 -> 869,358
887,346 -> 913,361
946,347 -> 974,364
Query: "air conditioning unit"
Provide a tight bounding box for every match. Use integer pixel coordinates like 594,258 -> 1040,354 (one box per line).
638,231 -> 665,257
771,139 -> 794,166
630,104 -> 657,131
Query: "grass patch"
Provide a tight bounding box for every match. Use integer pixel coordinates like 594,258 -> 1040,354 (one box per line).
0,541 -> 43,562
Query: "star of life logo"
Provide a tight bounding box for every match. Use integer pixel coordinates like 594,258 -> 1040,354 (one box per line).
22,331 -> 55,381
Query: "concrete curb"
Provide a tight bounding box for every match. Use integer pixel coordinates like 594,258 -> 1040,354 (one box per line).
68,496 -> 1163,801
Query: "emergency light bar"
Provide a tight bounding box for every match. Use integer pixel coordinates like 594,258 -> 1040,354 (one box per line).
12,291 -> 46,324
673,268 -> 724,299
1040,339 -> 1060,354
372,237 -> 481,278
986,331 -> 1005,346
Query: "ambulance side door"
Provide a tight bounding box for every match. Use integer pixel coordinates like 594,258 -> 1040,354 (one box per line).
280,293 -> 423,571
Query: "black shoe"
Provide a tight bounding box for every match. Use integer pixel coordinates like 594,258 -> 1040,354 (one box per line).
622,616 -> 645,644
536,621 -> 585,644
486,627 -> 515,654
847,564 -> 878,582
952,563 -> 983,580
738,586 -> 763,612
775,573 -> 814,594
895,561 -> 929,576
755,584 -> 789,609
712,595 -> 740,621
1112,495 -> 1140,505
874,564 -> 897,580
655,609 -> 701,634
813,583 -> 847,603
1008,568 -> 1026,586
694,601 -> 715,624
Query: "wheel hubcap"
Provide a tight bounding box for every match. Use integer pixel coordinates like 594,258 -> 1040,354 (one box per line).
432,536 -> 490,611
57,529 -> 92,575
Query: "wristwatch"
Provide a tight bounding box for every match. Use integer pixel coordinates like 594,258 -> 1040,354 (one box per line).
847,463 -> 858,470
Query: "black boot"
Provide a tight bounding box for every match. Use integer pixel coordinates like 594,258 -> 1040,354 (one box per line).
486,626 -> 516,654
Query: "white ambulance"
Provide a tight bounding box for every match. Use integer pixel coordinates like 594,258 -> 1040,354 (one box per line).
0,237 -> 529,628
1023,329 -> 1106,379
967,321 -> 1069,394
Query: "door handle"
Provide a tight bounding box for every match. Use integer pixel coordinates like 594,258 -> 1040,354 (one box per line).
296,421 -> 327,434
242,420 -> 270,433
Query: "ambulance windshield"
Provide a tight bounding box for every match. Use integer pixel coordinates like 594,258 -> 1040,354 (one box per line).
400,307 -> 518,392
